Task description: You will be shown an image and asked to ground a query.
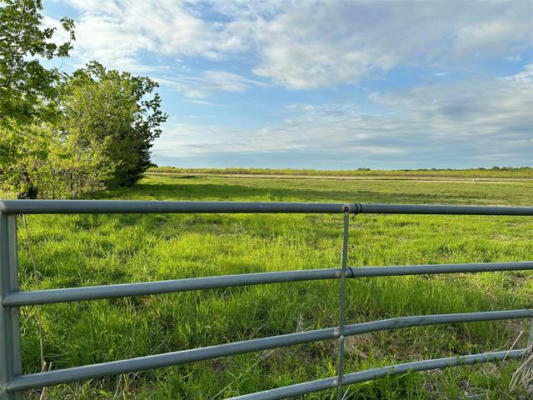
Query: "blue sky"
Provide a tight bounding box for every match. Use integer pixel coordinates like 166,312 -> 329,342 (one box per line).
43,0 -> 532,169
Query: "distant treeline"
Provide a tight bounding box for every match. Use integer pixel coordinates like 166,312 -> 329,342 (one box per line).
149,166 -> 533,179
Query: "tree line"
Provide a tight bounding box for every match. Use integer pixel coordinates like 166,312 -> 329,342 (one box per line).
0,0 -> 168,199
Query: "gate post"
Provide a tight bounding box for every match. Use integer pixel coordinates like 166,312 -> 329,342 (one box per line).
529,316 -> 533,348
0,214 -> 22,400
336,206 -> 351,400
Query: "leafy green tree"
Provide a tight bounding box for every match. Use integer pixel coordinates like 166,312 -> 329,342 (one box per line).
63,62 -> 168,187
1,120 -> 113,199
0,0 -> 75,198
0,122 -> 53,198
1,2 -> 166,198
48,127 -> 115,198
0,0 -> 74,127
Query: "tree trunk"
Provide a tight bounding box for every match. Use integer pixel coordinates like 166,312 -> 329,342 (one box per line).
18,171 -> 38,199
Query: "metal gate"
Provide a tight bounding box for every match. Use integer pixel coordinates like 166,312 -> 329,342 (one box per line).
1,200 -> 532,399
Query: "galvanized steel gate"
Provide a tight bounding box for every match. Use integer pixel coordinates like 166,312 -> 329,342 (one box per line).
1,200 -> 533,399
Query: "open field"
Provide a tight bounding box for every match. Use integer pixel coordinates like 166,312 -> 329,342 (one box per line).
148,167 -> 533,181
14,173 -> 533,399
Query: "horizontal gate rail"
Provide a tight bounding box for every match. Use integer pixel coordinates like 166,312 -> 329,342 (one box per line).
1,200 -> 533,215
1,200 -> 532,399
3,262 -> 532,306
346,261 -> 533,277
228,349 -> 527,400
6,310 -> 532,392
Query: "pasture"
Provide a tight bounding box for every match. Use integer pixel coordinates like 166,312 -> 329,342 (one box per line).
16,172 -> 533,399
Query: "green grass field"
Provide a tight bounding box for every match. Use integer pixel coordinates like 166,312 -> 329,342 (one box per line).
148,166 -> 533,180
15,172 -> 533,399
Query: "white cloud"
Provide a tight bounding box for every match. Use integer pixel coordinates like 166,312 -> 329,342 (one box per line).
370,65 -> 533,139
155,70 -> 268,98
62,0 -> 252,71
59,1 -> 533,89
152,65 -> 532,167
41,15 -> 72,46
504,63 -> 533,85
251,1 -> 533,88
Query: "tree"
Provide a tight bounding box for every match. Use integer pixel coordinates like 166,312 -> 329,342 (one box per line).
1,118 -> 113,199
1,2 -> 166,198
48,127 -> 115,198
0,122 -> 53,198
0,0 -> 74,126
62,62 -> 168,187
0,0 -> 75,198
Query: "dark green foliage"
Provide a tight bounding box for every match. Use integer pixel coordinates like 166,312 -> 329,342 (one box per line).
63,61 -> 168,188
0,0 -> 75,198
0,1 -> 167,198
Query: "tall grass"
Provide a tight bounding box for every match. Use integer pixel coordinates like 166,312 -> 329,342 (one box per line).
15,174 -> 533,399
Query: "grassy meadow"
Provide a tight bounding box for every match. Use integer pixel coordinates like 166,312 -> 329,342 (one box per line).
14,172 -> 533,399
148,166 -> 533,180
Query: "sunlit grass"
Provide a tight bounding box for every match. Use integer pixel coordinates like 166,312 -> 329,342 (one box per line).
16,174 -> 533,399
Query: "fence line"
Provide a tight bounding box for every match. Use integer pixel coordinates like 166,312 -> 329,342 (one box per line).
4,262 -> 532,307
6,310 -> 532,393
2,200 -> 533,215
1,200 -> 532,399
228,350 -> 528,400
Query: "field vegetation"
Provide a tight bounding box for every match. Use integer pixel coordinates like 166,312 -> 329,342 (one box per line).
16,172 -> 533,399
2,3 -> 531,398
148,166 -> 533,180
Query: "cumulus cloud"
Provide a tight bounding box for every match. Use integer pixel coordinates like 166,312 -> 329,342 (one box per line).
52,1 -> 532,167
62,0 -> 252,71
251,1 -> 532,88
60,0 -> 532,89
